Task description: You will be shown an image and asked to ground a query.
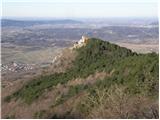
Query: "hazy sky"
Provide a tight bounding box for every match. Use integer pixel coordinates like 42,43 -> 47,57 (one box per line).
2,0 -> 158,18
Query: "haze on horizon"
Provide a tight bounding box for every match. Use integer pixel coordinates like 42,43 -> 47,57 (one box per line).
2,0 -> 158,19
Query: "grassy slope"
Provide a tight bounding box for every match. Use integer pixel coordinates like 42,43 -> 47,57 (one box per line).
5,38 -> 158,105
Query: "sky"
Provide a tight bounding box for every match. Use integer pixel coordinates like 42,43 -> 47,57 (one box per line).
2,0 -> 158,18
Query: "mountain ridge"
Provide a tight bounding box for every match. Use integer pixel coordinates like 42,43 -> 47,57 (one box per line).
3,37 -> 158,118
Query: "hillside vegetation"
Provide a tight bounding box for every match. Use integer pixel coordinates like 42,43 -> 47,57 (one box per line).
4,38 -> 158,118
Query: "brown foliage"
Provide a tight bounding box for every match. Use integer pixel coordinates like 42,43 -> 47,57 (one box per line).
79,85 -> 159,119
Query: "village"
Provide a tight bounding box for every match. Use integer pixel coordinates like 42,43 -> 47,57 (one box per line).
1,62 -> 35,73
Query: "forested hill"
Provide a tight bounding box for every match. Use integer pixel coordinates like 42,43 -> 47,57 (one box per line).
4,38 -> 159,119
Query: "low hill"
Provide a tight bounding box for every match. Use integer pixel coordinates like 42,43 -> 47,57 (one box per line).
2,38 -> 158,119
2,19 -> 83,27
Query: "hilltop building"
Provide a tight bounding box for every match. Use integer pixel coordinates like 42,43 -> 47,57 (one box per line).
73,36 -> 89,49
52,36 -> 89,63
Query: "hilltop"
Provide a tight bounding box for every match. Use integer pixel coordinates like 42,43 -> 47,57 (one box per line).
2,38 -> 158,119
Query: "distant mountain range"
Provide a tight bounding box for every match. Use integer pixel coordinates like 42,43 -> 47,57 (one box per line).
1,19 -> 83,27
149,21 -> 159,25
